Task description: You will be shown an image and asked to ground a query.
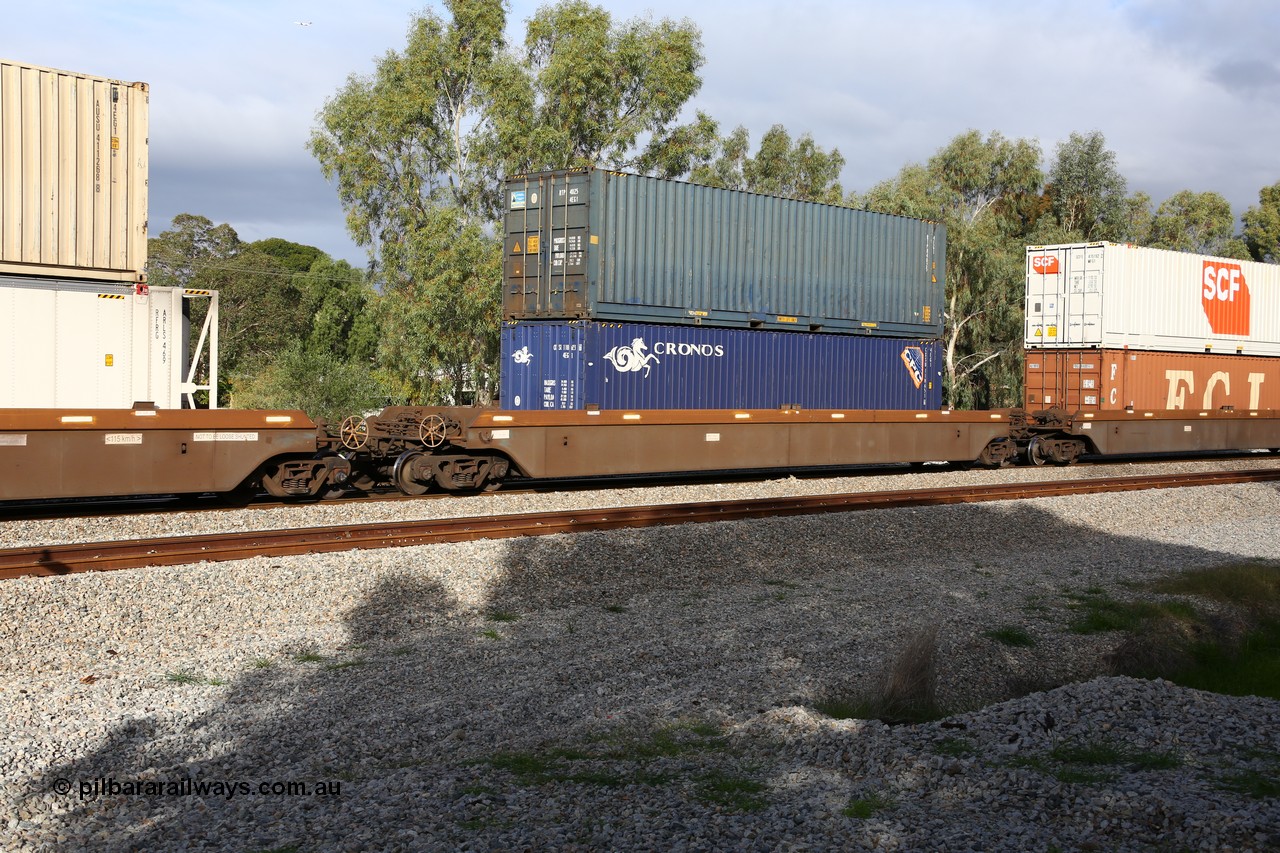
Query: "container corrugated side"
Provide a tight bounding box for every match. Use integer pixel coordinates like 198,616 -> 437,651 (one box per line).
0,278 -> 186,408
1025,242 -> 1280,356
0,59 -> 149,282
1024,347 -> 1280,411
500,321 -> 942,411
504,169 -> 944,337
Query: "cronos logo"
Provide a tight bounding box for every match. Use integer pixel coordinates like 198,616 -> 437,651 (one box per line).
602,337 -> 727,377
1202,261 -> 1250,336
603,338 -> 660,377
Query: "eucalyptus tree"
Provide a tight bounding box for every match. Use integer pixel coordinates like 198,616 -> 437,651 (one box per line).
1242,180 -> 1280,263
1147,190 -> 1249,258
864,131 -> 1043,409
311,0 -> 705,404
1045,131 -> 1131,241
641,115 -> 849,204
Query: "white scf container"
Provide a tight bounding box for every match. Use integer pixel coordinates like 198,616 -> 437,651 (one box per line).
1025,242 -> 1280,357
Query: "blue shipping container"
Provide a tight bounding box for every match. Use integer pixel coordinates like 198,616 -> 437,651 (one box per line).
501,321 -> 942,411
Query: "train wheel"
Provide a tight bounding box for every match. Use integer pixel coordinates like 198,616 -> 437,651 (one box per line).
340,415 -> 369,450
1025,437 -> 1047,466
393,450 -> 431,496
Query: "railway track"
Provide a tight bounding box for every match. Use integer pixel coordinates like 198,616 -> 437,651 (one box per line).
3,467 -> 1278,579
1,450 -> 1272,523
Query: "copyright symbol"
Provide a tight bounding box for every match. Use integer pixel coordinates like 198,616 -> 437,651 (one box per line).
52,778 -> 72,795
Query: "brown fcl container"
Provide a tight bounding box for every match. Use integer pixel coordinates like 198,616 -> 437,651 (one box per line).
1024,348 -> 1280,412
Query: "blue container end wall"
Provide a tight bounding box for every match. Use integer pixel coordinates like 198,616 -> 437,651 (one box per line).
501,321 -> 942,411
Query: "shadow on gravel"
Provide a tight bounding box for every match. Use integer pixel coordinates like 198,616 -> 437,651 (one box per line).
21,489 -> 1280,851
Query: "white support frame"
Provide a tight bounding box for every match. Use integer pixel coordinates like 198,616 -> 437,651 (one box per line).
180,290 -> 220,409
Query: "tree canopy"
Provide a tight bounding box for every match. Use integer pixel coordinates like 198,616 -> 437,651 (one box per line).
153,4 -> 1280,421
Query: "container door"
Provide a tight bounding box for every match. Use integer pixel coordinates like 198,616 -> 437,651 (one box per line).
503,172 -> 591,318
1025,247 -> 1066,345
1062,245 -> 1104,346
498,322 -> 585,410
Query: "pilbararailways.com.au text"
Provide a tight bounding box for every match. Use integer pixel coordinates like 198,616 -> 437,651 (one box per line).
53,776 -> 344,802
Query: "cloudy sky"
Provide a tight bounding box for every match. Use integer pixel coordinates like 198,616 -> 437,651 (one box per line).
8,0 -> 1279,267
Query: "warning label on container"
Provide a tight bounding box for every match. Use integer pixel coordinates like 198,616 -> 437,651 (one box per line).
193,432 -> 259,442
0,435 -> 27,447
104,433 -> 143,445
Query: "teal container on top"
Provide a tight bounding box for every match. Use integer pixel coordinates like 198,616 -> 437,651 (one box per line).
503,168 -> 945,338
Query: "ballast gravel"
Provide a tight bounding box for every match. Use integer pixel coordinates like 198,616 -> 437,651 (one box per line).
1,462 -> 1278,851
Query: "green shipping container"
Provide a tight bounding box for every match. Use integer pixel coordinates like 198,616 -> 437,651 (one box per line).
503,168 -> 944,338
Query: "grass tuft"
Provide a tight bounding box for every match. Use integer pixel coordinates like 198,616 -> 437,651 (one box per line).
695,772 -> 766,812
486,610 -> 520,623
165,669 -> 224,686
843,791 -> 894,818
1218,768 -> 1280,799
816,626 -> 945,724
1076,564 -> 1280,699
985,626 -> 1036,647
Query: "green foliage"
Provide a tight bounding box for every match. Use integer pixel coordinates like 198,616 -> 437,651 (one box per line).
249,238 -> 326,274
1046,131 -> 1131,241
1241,180 -> 1280,262
149,215 -> 384,412
1152,563 -> 1280,608
843,791 -> 894,819
311,1 -> 702,403
1071,565 -> 1280,699
375,206 -> 503,404
646,117 -> 849,204
231,344 -> 392,425
1065,591 -> 1193,634
985,626 -> 1035,647
1147,190 -> 1248,257
513,1 -> 704,172
865,130 -> 1042,408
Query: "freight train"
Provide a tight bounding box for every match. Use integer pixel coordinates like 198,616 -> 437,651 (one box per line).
1,60 -> 1277,504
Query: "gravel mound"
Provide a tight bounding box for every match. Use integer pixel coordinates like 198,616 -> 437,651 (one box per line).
2,472 -> 1278,851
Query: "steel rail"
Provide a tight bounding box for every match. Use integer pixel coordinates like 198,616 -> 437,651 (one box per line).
3,468 -> 1278,579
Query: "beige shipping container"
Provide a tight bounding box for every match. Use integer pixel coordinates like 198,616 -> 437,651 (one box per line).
1025,242 -> 1280,357
0,59 -> 148,282
1024,348 -> 1280,412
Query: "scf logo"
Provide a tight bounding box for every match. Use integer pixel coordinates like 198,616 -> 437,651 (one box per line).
1030,255 -> 1060,274
1201,261 -> 1250,336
